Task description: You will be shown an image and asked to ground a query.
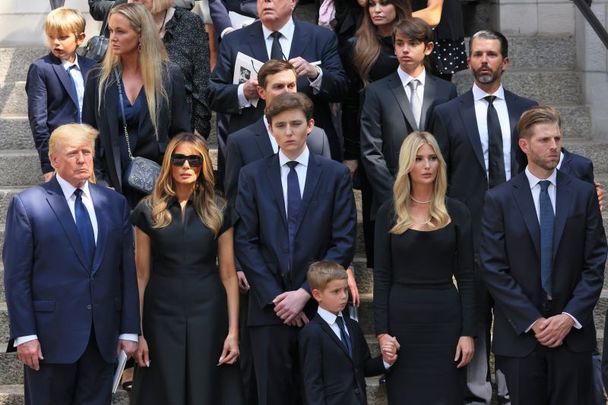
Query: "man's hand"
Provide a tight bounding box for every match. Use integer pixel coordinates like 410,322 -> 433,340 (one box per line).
117,339 -> 138,359
595,181 -> 604,210
273,288 -> 311,324
286,311 -> 310,327
243,79 -> 259,101
16,339 -> 43,370
288,57 -> 320,80
236,271 -> 250,293
533,314 -> 575,348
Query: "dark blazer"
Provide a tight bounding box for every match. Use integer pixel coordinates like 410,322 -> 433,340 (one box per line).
207,20 -> 348,158
480,171 -> 606,358
26,53 -> 96,173
235,153 -> 356,326
431,89 -> 538,249
299,313 -> 385,405
82,62 -> 191,192
560,148 -> 594,184
360,71 -> 457,216
2,178 -> 140,364
208,0 -> 258,37
224,118 -> 331,207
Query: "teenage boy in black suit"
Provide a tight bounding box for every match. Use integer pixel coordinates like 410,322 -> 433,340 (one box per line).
299,261 -> 398,405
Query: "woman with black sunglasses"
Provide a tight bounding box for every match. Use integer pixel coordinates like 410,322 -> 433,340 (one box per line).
130,132 -> 244,404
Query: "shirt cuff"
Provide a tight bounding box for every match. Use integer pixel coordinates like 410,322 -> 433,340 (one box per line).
118,333 -> 139,342
220,27 -> 235,38
308,67 -> 323,94
237,83 -> 255,109
562,312 -> 582,329
525,319 -> 538,333
14,335 -> 38,347
383,360 -> 392,369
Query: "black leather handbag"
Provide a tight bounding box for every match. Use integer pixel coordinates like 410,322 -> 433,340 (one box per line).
82,2 -> 114,62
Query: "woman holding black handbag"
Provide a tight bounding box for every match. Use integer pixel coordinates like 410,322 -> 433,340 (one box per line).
82,2 -> 191,208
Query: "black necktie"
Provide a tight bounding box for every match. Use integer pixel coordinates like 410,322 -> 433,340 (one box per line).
270,31 -> 284,60
485,95 -> 506,188
335,316 -> 352,357
286,161 -> 301,269
539,180 -> 554,298
74,188 -> 95,269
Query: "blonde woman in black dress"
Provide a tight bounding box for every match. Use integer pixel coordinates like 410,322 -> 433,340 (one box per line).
131,133 -> 243,404
374,131 -> 476,403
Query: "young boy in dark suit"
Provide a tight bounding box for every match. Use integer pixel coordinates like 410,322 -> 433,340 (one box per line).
299,261 -> 399,405
26,7 -> 96,181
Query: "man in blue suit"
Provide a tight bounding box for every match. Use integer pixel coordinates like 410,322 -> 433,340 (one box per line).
235,92 -> 356,405
480,106 -> 607,404
207,0 -> 348,162
3,124 -> 140,405
27,7 -> 96,181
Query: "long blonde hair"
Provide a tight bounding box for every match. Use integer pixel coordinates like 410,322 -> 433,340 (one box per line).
98,3 -> 169,137
353,0 -> 411,84
390,131 -> 450,234
148,133 -> 223,235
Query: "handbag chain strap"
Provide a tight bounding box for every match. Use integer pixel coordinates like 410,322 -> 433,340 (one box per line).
114,69 -> 134,160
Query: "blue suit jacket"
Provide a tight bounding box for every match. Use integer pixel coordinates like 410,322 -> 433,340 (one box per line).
2,178 -> 140,364
207,20 -> 348,158
208,0 -> 257,37
235,153 -> 356,326
560,148 -> 594,184
26,53 -> 96,173
480,171 -> 606,357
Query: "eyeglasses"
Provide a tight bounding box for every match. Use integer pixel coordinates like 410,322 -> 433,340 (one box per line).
171,154 -> 203,167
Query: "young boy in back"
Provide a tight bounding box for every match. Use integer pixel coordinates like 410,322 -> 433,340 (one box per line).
26,7 -> 96,181
299,261 -> 399,405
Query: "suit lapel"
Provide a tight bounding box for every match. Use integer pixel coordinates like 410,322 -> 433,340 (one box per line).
459,92 -> 486,176
558,150 -> 573,176
512,173 -> 541,259
318,317 -> 353,361
293,153 -> 322,237
44,179 -> 89,271
265,155 -> 288,227
90,185 -> 107,275
52,62 -> 78,110
248,21 -> 270,62
552,172 -> 574,258
253,119 -> 274,157
419,75 -> 437,130
505,90 -> 523,175
289,21 -> 310,59
388,73 -> 418,131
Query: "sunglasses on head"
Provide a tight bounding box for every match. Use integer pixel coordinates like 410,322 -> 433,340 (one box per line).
171,154 -> 203,167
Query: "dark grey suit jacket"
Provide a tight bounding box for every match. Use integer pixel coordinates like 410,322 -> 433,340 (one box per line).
360,71 -> 457,217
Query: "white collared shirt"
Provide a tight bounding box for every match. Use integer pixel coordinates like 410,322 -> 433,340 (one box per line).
472,83 -> 512,182
523,166 -> 581,330
264,116 -> 279,154
56,174 -> 98,243
61,55 -> 85,122
279,146 -> 309,215
524,167 -> 557,223
556,151 -> 565,170
396,67 -> 426,121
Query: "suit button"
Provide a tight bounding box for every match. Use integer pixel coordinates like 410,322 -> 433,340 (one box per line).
87,304 -> 92,310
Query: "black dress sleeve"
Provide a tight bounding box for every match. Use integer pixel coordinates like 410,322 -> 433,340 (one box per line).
373,200 -> 394,335
131,199 -> 153,235
448,198 -> 477,337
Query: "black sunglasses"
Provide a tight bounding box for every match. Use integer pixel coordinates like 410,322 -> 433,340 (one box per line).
171,154 -> 203,167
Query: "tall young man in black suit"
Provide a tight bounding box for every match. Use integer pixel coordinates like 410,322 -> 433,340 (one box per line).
481,106 -> 607,404
431,30 -> 538,404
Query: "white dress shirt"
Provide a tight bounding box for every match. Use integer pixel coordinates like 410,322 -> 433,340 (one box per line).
238,17 -> 323,108
523,167 -> 581,330
264,116 -> 279,153
15,175 -> 137,347
279,147 -> 309,215
317,307 -> 390,369
396,67 -> 426,125
62,55 -> 85,122
472,83 -> 512,182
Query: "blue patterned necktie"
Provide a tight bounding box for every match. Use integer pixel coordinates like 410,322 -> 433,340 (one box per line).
74,188 -> 95,269
539,180 -> 554,298
66,65 -> 81,122
286,161 -> 301,269
335,315 -> 352,357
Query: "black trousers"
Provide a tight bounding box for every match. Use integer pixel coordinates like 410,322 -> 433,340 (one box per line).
24,329 -> 115,405
497,345 -> 593,405
249,324 -> 302,405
